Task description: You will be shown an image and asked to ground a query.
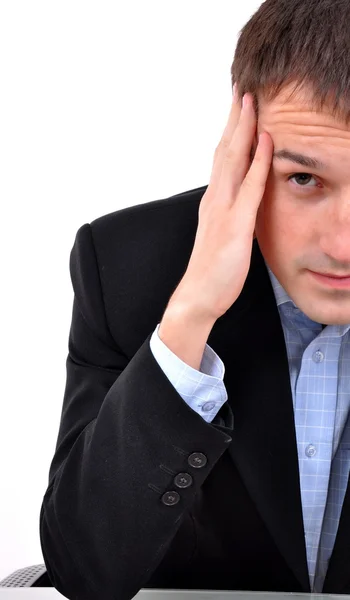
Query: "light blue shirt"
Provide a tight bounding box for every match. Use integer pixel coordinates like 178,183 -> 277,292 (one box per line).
149,261 -> 350,592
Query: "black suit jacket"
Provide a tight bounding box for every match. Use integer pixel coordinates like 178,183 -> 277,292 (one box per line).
39,185 -> 350,600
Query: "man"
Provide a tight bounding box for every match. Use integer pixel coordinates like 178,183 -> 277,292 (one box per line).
40,1 -> 350,599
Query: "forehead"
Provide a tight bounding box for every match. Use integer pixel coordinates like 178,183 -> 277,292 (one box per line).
257,84 -> 350,142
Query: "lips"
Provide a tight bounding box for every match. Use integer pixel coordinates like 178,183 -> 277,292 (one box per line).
313,271 -> 350,279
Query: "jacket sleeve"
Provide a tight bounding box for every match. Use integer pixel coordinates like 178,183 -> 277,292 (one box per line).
39,221 -> 234,600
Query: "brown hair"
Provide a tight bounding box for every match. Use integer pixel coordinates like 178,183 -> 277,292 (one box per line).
231,0 -> 350,126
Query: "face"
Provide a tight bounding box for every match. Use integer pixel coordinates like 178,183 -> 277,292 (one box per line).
252,83 -> 350,326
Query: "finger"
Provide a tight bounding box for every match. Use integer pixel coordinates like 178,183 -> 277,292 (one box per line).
242,132 -> 273,192
209,86 -> 243,188
237,132 -> 274,222
215,93 -> 258,204
219,85 -> 242,149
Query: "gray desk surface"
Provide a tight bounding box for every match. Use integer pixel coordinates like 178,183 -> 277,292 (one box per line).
0,591 -> 349,599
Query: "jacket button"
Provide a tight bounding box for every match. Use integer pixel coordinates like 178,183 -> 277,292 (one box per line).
174,472 -> 193,488
188,452 -> 207,468
161,491 -> 180,506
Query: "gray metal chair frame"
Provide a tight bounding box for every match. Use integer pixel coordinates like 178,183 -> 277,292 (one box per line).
0,564 -> 51,587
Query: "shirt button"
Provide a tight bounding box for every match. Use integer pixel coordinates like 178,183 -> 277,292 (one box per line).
305,444 -> 317,458
202,401 -> 216,412
312,350 -> 324,363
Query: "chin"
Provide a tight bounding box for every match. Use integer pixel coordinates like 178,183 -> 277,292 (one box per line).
300,305 -> 350,326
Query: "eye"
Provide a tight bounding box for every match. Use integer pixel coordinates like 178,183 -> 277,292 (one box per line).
287,172 -> 319,190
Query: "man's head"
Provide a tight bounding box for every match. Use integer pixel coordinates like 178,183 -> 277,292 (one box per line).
252,84 -> 350,326
232,0 -> 350,326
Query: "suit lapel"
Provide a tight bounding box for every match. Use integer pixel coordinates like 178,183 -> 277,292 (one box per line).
322,474 -> 350,593
207,239 -> 310,592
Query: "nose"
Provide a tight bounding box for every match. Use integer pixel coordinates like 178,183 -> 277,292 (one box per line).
319,226 -> 350,268
319,199 -> 350,265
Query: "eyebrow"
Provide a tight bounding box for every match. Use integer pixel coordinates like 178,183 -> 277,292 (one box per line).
273,149 -> 327,170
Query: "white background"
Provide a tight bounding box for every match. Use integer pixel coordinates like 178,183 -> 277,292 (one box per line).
0,0 -> 261,580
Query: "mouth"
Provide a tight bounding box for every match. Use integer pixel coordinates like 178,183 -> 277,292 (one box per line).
309,270 -> 350,288
313,271 -> 350,279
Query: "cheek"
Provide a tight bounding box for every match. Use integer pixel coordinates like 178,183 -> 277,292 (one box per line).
258,177 -> 304,233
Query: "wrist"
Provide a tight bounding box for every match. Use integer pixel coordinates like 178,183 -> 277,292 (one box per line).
164,283 -> 218,327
